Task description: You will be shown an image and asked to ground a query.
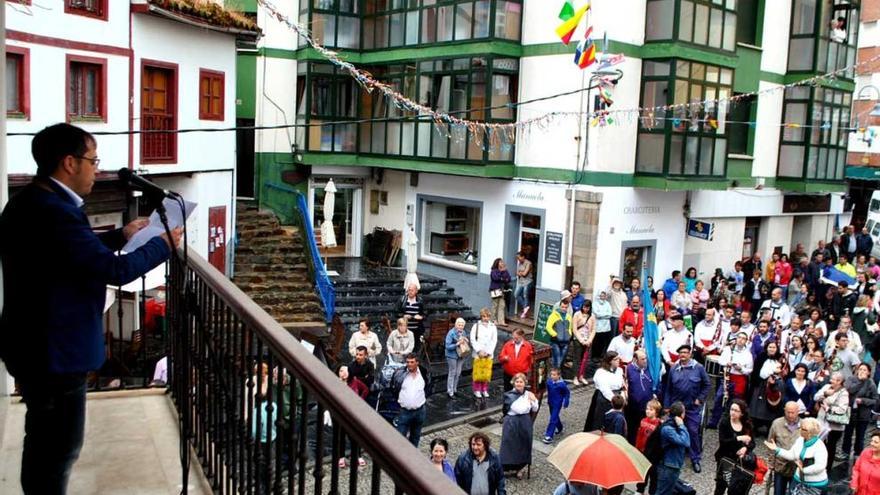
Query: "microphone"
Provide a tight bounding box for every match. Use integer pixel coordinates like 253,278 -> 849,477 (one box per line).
117,168 -> 178,198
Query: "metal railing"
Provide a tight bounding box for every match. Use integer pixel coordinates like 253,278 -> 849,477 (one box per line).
265,182 -> 335,323
167,249 -> 461,494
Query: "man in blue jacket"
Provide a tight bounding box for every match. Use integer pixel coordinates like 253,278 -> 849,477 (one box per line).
655,402 -> 691,495
662,345 -> 710,474
0,123 -> 180,494
454,431 -> 506,495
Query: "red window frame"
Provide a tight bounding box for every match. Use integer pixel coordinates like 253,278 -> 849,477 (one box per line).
6,46 -> 30,119
66,54 -> 107,122
140,59 -> 179,164
199,69 -> 225,121
64,0 -> 108,21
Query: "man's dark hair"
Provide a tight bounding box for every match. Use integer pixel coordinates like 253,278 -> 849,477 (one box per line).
669,401 -> 686,418
571,281 -> 581,288
731,318 -> 742,327
469,431 -> 491,450
516,251 -> 524,257
838,281 -> 848,288
623,322 -> 634,329
356,345 -> 368,353
611,394 -> 625,410
405,352 -> 419,362
359,318 -> 370,326
32,123 -> 95,178
835,332 -> 848,342
672,270 -> 681,278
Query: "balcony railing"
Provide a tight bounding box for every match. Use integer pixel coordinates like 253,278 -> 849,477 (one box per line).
166,249 -> 460,494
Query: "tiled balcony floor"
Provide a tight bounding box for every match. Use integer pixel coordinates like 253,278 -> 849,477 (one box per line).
0,389 -> 210,495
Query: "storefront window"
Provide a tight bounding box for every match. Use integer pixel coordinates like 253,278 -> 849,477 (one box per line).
636,59 -> 732,177
420,199 -> 481,268
777,86 -> 850,181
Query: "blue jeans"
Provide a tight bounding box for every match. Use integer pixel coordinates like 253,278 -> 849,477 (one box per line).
774,474 -> 792,495
18,373 -> 88,495
550,341 -> 570,370
396,405 -> 426,447
654,465 -> 681,495
515,282 -> 531,310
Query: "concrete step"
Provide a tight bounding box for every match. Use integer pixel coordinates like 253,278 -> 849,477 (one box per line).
234,271 -> 310,284
250,291 -> 321,305
234,253 -> 308,266
233,263 -> 308,273
235,280 -> 314,292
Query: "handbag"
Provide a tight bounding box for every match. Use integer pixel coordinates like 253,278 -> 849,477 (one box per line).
456,339 -> 471,358
490,288 -> 504,299
824,389 -> 851,426
473,356 -> 493,382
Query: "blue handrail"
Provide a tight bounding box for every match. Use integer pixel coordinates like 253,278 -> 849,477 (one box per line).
265,183 -> 335,323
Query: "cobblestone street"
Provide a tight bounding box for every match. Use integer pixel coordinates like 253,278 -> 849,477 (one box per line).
411,383 -> 856,495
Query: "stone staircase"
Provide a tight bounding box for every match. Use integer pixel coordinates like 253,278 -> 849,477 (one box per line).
233,203 -> 325,327
326,260 -> 475,329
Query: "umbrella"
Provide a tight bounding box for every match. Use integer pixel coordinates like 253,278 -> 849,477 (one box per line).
404,228 -> 420,291
320,179 -> 337,249
548,431 -> 650,489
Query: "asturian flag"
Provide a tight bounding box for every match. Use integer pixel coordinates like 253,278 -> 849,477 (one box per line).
574,26 -> 597,69
641,268 -> 663,392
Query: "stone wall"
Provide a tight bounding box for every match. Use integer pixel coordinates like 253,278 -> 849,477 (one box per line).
569,190 -> 603,298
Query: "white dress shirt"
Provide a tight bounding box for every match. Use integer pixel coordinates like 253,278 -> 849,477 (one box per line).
593,367 -> 624,401
694,320 -> 720,353
398,369 -> 426,409
49,177 -> 84,208
718,345 -> 754,375
607,335 -> 636,364
661,328 -> 693,364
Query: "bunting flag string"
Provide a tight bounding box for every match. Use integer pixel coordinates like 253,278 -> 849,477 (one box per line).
256,0 -> 880,145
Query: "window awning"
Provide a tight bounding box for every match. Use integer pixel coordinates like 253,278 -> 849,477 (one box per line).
846,165 -> 880,180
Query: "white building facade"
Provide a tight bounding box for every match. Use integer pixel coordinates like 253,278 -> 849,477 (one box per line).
5,0 -> 258,274
243,0 -> 852,310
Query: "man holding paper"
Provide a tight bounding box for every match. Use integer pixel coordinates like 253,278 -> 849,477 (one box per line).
0,123 -> 181,494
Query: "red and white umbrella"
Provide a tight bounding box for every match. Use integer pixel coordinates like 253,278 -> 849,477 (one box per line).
547,431 -> 650,489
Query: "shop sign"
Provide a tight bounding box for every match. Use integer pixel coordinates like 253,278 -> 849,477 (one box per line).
544,231 -> 563,264
687,219 -> 714,241
513,190 -> 545,203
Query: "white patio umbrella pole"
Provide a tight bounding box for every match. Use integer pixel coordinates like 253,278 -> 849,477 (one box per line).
404,228 -> 420,291
320,179 -> 337,265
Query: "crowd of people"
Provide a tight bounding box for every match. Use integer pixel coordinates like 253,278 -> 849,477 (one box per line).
324,229 -> 880,494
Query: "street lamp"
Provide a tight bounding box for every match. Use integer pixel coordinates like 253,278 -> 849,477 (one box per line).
857,84 -> 880,116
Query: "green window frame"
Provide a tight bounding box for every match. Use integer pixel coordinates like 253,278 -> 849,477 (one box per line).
305,0 -> 521,50
787,0 -> 858,77
645,0 -> 738,52
635,59 -> 733,177
295,63 -> 360,153
296,57 -> 517,164
777,86 -> 850,181
307,0 -> 362,49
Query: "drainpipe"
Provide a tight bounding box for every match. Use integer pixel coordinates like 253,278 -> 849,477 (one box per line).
566,71 -> 588,287
128,6 -> 134,170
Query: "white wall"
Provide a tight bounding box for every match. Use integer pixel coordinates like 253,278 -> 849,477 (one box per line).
516,55 -> 640,174
752,81 -> 785,177
258,0 -> 299,50
133,15 -> 238,174
255,56 -> 298,154
365,169 -> 408,233
760,0 -> 791,74
592,187 -> 687,293
5,0 -> 129,50
759,215 -> 794,257
521,0 -> 645,46
154,170 -> 236,264
5,40 -> 130,175
858,19 -> 880,48
683,217 -> 746,275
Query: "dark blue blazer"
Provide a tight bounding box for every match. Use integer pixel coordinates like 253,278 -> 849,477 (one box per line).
0,179 -> 170,377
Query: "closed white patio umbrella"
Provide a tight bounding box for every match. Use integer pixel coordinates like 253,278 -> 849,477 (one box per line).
320,179 -> 337,249
404,228 -> 420,290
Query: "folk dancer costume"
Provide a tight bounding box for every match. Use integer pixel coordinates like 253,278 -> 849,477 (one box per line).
662,351 -> 711,466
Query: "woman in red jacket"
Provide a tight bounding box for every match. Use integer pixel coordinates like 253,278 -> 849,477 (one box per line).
852,431 -> 880,495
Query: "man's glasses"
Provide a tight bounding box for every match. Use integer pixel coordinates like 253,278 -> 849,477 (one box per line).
75,156 -> 101,167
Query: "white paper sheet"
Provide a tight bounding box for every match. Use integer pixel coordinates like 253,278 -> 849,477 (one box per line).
122,198 -> 197,253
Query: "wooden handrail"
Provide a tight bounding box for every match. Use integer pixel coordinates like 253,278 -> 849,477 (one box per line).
178,249 -> 463,494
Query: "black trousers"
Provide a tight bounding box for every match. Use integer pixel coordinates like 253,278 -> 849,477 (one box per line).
17,373 -> 88,495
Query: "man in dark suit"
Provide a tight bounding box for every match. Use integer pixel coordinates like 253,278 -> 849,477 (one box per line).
0,123 -> 181,494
